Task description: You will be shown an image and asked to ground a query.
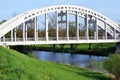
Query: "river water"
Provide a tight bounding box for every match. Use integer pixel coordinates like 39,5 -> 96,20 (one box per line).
33,51 -> 106,71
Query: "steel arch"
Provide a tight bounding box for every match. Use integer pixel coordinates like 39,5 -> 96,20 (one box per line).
0,5 -> 119,38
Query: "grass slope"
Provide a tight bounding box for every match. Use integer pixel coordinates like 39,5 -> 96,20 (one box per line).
0,47 -> 111,80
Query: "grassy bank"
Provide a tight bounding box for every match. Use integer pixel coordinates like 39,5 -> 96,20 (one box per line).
11,43 -> 116,56
0,47 -> 111,80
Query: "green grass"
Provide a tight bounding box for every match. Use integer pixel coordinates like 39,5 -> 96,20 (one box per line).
0,47 -> 111,80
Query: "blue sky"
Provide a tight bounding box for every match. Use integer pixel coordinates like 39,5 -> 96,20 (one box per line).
0,0 -> 120,23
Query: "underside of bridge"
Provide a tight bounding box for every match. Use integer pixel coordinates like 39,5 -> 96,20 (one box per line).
0,5 -> 120,46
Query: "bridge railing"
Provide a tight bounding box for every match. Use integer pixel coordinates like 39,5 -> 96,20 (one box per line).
0,36 -> 118,42
0,38 -> 22,42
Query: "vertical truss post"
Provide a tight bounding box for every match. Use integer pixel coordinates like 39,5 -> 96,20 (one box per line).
34,17 -> 36,41
23,23 -> 25,41
102,29 -> 105,39
76,12 -> 79,40
94,18 -> 98,40
56,11 -> 59,41
14,27 -> 16,41
114,28 -> 116,40
3,36 -> 5,42
36,17 -> 38,41
105,22 -> 107,40
25,23 -> 27,41
11,30 -> 13,42
34,17 -> 38,41
85,14 -> 89,40
66,11 -> 69,41
45,13 -> 48,41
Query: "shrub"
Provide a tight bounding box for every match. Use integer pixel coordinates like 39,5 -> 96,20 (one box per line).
103,53 -> 120,80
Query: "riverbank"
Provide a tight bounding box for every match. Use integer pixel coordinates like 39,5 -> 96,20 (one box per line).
11,43 -> 116,56
0,47 -> 111,80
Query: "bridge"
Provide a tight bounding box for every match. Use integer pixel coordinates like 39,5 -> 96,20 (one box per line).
0,5 -> 120,46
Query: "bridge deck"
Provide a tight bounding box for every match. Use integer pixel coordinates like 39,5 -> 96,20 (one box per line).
0,39 -> 119,46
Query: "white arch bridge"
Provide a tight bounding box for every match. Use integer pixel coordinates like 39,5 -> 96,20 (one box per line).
0,5 -> 120,46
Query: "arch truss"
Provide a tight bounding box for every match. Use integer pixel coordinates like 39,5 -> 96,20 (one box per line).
0,5 -> 120,46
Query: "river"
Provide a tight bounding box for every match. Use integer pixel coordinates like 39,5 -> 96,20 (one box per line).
33,51 -> 106,72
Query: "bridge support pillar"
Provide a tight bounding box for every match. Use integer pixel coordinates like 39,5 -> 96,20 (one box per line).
2,43 -> 9,49
116,42 -> 120,53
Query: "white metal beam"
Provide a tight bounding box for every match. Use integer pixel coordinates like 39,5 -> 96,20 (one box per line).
45,13 -> 48,41
66,11 -> 69,41
56,11 -> 59,41
85,14 -> 89,40
76,12 -> 79,40
11,30 -> 13,42
23,23 -> 25,41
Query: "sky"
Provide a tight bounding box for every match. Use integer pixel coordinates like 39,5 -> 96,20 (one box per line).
0,0 -> 120,23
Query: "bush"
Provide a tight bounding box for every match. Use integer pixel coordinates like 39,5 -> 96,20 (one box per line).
103,53 -> 120,80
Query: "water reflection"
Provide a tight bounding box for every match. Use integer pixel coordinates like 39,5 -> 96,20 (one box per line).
34,51 -> 106,71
